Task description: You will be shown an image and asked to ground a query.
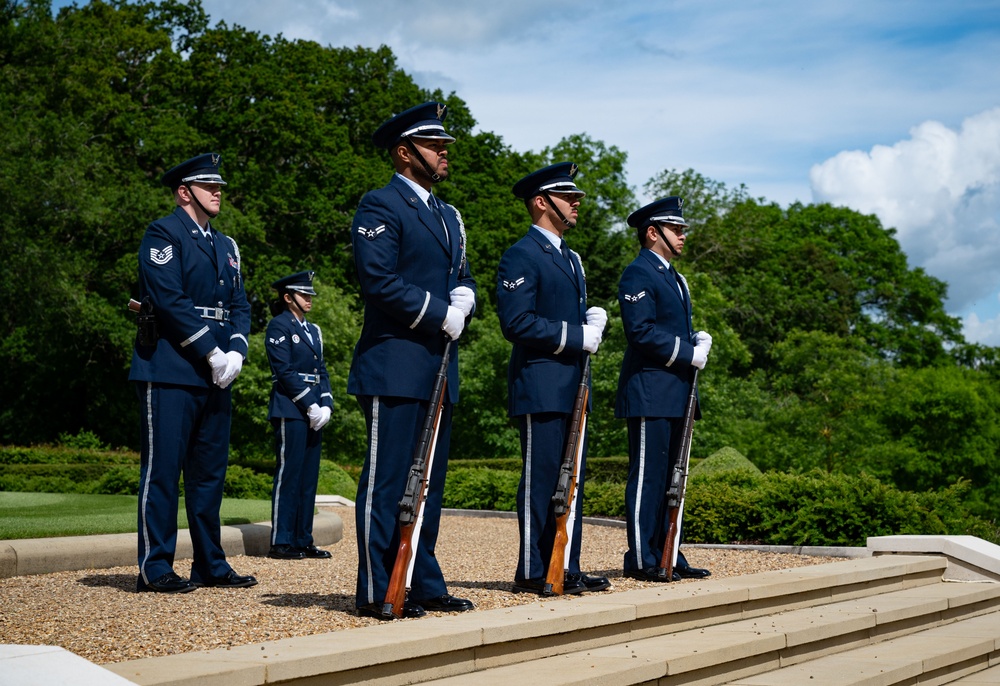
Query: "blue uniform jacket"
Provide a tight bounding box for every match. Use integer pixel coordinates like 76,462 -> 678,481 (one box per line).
615,248 -> 700,418
348,174 -> 475,404
129,207 -> 250,386
496,228 -> 589,416
265,310 -> 334,419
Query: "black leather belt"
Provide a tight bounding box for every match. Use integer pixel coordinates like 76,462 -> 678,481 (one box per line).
194,306 -> 230,321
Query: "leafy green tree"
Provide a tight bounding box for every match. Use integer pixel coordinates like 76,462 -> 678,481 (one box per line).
682,198 -> 963,369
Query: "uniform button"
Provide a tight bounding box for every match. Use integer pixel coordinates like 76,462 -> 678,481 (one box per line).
219,279 -> 224,285
217,301 -> 223,306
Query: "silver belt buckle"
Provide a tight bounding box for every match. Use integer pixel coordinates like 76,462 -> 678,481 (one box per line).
196,306 -> 228,321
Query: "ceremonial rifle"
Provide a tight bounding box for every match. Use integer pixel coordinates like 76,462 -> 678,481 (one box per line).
382,340 -> 452,619
660,368 -> 699,580
545,354 -> 591,595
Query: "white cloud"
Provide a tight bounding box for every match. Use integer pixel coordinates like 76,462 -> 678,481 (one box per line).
963,309 -> 1000,348
810,107 -> 1000,343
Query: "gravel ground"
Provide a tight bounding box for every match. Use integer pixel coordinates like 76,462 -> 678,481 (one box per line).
0,507 -> 840,666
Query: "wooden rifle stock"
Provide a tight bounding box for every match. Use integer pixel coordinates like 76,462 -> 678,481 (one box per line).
382,340 -> 452,618
660,368 -> 699,580
545,355 -> 591,595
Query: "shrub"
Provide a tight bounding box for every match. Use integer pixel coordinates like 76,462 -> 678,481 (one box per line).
58,430 -> 108,451
90,466 -> 141,495
316,460 -> 357,500
691,447 -> 761,476
683,470 -> 1000,546
581,480 -> 626,518
443,468 -> 520,511
222,464 -> 274,500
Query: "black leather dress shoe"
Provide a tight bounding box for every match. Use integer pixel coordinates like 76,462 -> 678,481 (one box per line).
511,577 -> 555,596
357,601 -> 425,620
675,564 -> 712,579
137,571 -> 197,594
411,594 -> 474,612
624,567 -> 674,583
296,545 -> 332,559
196,570 -> 258,588
268,544 -> 305,560
566,572 -> 611,592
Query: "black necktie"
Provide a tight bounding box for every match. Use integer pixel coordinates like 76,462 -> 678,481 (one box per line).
204,230 -> 214,247
670,265 -> 687,304
560,240 -> 575,273
429,196 -> 449,245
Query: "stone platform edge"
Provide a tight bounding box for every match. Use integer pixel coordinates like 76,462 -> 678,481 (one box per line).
0,510 -> 344,579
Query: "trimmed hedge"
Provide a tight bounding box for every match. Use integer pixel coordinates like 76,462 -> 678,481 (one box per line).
441,461 -> 999,547
683,470 -> 999,547
0,445 -> 357,501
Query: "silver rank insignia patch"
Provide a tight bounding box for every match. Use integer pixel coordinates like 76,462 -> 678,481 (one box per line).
358,225 -> 386,241
503,277 -> 525,292
623,291 -> 647,303
149,246 -> 173,265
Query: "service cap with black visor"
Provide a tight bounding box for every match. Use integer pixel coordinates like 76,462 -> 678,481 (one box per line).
270,270 -> 317,319
161,152 -> 227,220
372,101 -> 456,184
512,162 -> 586,229
627,195 -> 689,256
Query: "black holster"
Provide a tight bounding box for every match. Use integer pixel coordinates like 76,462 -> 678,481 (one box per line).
136,297 -> 159,347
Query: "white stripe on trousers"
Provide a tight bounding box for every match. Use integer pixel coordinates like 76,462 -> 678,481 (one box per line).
362,396 -> 380,603
522,414 -> 533,579
271,419 -> 287,545
138,382 -> 154,584
631,417 -> 647,569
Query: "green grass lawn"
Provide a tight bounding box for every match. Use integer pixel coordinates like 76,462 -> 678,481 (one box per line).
0,492 -> 272,540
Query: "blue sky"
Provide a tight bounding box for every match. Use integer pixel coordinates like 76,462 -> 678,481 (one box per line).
53,1 -> 1000,345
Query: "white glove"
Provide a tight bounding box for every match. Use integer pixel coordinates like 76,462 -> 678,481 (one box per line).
307,403 -> 323,430
441,305 -> 466,340
217,351 -> 244,389
691,344 -> 709,370
695,330 -> 713,353
207,348 -> 228,386
586,306 -> 608,332
581,324 -> 603,354
449,286 -> 476,318
315,406 -> 332,431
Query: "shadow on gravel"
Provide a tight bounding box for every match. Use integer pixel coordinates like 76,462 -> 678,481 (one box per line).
261,592 -> 356,614
77,573 -> 134,591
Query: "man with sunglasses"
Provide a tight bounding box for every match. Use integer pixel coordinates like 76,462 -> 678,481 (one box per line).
349,102 -> 477,620
497,162 -> 610,597
616,196 -> 713,583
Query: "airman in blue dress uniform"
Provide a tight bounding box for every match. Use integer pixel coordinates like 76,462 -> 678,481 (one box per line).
129,153 -> 257,593
265,270 -> 334,561
348,102 -> 477,619
496,162 -> 611,596
616,197 -> 713,582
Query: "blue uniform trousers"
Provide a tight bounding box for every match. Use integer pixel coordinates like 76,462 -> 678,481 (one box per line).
136,381 -> 233,585
624,416 -> 685,572
270,417 -> 322,548
355,396 -> 453,607
515,413 -> 587,582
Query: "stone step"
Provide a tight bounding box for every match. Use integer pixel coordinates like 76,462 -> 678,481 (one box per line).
421,580 -> 1000,686
951,663 -> 1000,684
723,612 -> 1000,686
106,554 -> 952,685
